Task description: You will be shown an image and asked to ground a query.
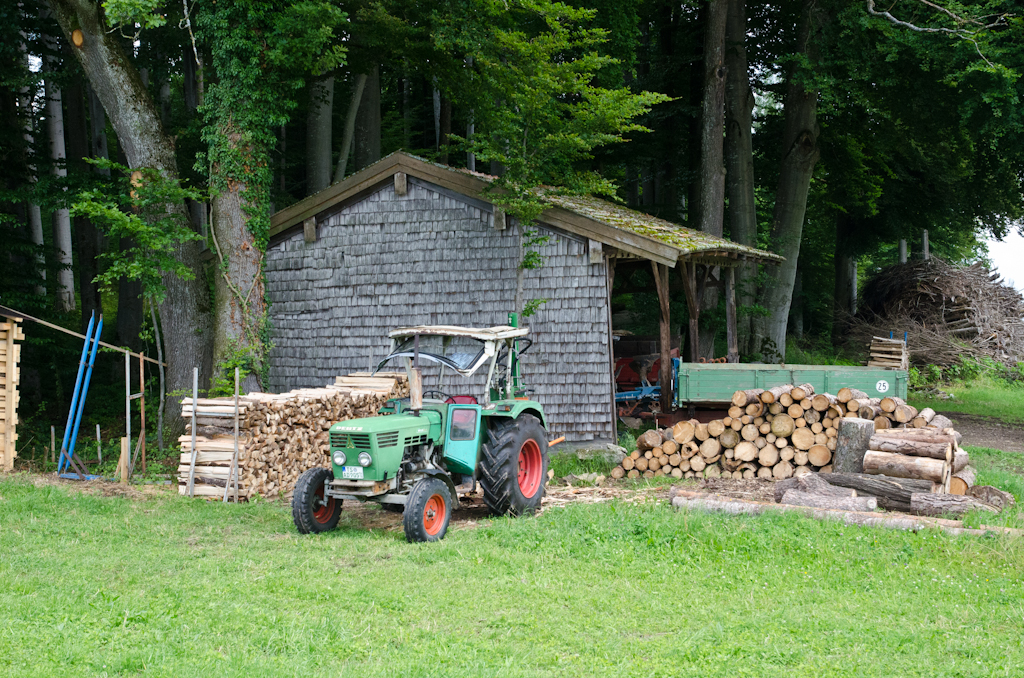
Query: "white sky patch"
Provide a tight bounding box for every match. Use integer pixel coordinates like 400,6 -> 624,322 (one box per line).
986,230 -> 1024,293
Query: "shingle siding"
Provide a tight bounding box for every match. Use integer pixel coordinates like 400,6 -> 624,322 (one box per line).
265,179 -> 614,441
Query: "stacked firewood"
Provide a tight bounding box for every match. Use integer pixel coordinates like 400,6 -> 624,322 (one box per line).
178,374 -> 408,500
842,388 -> 952,431
611,383 -> 847,481
0,318 -> 23,472
867,336 -> 908,370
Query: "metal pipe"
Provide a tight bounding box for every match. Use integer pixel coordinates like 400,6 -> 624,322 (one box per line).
66,316 -> 103,465
57,312 -> 94,473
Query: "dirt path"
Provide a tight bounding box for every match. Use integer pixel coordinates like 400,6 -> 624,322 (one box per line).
938,412 -> 1024,454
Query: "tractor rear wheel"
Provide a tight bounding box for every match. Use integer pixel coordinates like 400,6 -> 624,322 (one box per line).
479,414 -> 548,516
403,477 -> 452,542
292,467 -> 342,534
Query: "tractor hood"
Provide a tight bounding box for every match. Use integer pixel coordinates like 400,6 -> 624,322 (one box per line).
328,412 -> 442,481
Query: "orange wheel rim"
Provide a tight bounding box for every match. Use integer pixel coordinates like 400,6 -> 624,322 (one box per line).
517,439 -> 543,498
312,487 -> 337,523
423,494 -> 446,535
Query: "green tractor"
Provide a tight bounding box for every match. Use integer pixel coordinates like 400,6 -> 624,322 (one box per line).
291,317 -> 555,542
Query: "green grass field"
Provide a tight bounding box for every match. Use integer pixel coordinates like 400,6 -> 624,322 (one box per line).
910,379 -> 1024,424
2,454 -> 1023,678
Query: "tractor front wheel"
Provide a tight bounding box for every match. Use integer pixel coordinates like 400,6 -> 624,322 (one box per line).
292,467 -> 342,534
479,414 -> 549,516
403,478 -> 452,542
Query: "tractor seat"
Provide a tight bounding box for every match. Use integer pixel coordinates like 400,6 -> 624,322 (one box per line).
445,395 -> 479,405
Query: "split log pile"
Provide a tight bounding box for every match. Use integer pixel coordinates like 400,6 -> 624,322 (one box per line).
0,318 -> 24,472
845,391 -> 953,432
852,258 -> 1024,367
177,374 -> 408,499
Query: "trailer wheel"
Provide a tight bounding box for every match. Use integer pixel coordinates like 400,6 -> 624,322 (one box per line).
403,477 -> 452,542
479,414 -> 548,516
292,467 -> 342,534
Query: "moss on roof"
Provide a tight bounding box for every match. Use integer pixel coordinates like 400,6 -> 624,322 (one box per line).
541,193 -> 783,262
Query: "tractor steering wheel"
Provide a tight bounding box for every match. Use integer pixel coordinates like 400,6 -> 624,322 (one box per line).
422,389 -> 453,402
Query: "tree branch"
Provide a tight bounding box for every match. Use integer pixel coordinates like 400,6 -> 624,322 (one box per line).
865,0 -> 1007,67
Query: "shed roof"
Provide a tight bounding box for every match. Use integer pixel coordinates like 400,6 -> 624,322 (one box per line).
270,152 -> 781,267
388,325 -> 529,341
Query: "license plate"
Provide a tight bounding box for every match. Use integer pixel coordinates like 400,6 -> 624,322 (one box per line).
341,466 -> 364,479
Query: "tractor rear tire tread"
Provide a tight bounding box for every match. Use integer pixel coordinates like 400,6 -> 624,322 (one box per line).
478,414 -> 548,517
292,467 -> 342,534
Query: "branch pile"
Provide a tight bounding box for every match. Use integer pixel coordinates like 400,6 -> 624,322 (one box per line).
852,259 -> 1024,366
178,374 -> 408,500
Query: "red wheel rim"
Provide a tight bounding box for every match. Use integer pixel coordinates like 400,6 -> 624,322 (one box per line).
312,487 -> 337,524
423,494 -> 446,536
517,439 -> 543,498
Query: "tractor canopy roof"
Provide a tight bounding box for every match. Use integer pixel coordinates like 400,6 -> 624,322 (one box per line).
387,325 -> 529,342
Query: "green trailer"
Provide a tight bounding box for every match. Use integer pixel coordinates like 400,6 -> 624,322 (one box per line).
675,363 -> 907,406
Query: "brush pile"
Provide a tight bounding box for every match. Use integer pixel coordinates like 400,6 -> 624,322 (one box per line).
852,259 -> 1024,366
178,374 -> 408,500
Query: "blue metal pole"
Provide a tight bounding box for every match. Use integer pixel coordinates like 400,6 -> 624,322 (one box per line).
66,316 -> 103,466
58,313 -> 95,473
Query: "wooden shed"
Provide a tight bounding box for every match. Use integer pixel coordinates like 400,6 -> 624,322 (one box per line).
266,152 -> 780,442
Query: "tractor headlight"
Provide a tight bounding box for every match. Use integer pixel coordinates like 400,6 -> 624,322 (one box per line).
358,452 -> 372,467
332,451 -> 347,466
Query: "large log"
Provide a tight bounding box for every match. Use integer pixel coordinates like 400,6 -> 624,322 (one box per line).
732,388 -> 764,407
952,449 -> 969,473
637,429 -> 664,450
811,393 -> 837,412
807,444 -> 831,467
859,404 -> 883,419
880,396 -> 906,413
774,472 -> 856,503
837,387 -> 867,403
772,459 -> 794,479
863,451 -> 948,483
707,419 -> 726,437
718,428 -> 740,449
892,404 -> 919,424
911,407 -> 936,428
909,493 -> 998,517
770,413 -> 795,438
969,485 -> 1015,511
699,437 -> 722,460
929,414 -> 953,430
821,472 -> 940,512
791,383 -> 815,401
780,489 -> 877,512
949,465 -> 976,495
873,428 -> 961,446
791,427 -> 815,451
668,489 -> 1024,537
867,436 -> 952,461
833,418 -> 875,474
758,445 -> 779,467
760,384 -> 793,404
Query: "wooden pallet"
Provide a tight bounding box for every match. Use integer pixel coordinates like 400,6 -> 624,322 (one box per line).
866,336 -> 908,370
0,319 -> 23,471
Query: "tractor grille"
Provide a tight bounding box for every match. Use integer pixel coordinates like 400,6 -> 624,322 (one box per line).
330,432 -> 372,449
404,434 -> 428,447
376,431 -> 401,448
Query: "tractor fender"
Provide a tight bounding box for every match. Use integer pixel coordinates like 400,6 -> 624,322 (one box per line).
483,404 -> 547,430
420,469 -> 461,509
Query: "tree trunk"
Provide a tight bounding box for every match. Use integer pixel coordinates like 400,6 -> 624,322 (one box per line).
863,450 -> 947,484
695,0 -> 728,358
752,0 -> 821,357
780,489 -> 877,512
210,152 -> 265,393
821,472 -> 939,512
833,418 -> 873,473
439,95 -> 452,165
20,45 -> 46,295
44,61 -> 75,312
833,213 -> 857,326
333,73 -> 367,183
354,64 -> 381,172
868,436 -> 951,461
724,0 -> 757,355
48,0 -> 214,433
305,75 -> 334,194
116,269 -> 144,350
910,493 -> 997,517
774,472 -> 855,502
64,78 -> 102,330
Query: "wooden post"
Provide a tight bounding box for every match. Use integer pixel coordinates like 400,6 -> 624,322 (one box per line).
138,352 -> 145,475
50,426 -> 55,466
678,260 -> 700,363
651,261 -> 673,414
187,367 -> 198,497
119,437 -> 129,484
224,367 -> 240,503
725,266 -> 739,363
606,255 -> 617,440
898,239 -> 907,264
124,351 -> 130,461
96,423 -> 101,464
922,229 -> 930,260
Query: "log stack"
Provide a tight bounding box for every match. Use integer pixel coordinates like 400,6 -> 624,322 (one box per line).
178,374 -> 408,499
867,336 -> 909,370
0,318 -> 24,472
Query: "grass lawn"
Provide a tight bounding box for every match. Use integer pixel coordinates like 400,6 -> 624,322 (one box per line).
2,463 -> 1023,678
910,380 -> 1024,424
